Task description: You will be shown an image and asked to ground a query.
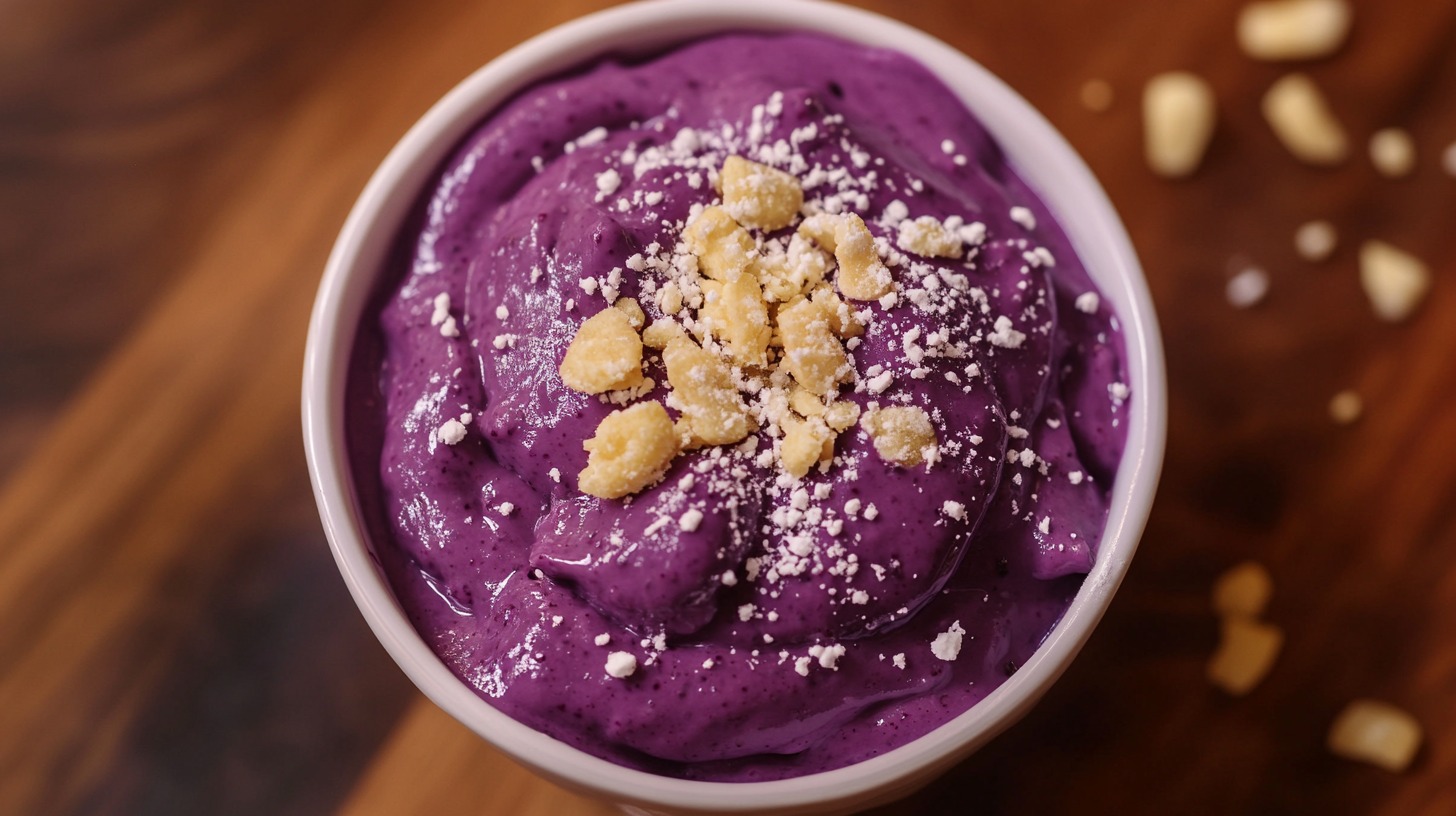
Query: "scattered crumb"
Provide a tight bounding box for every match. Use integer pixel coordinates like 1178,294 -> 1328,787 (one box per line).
1212,561 -> 1273,619
1226,266 -> 1270,308
1080,78 -> 1114,112
1207,617 -> 1284,695
930,621 -> 966,661
1238,0 -> 1352,60
1143,71 -> 1216,178
1263,73 -> 1348,165
605,651 -> 637,679
1328,699 -> 1423,772
1369,128 -> 1416,178
1329,390 -> 1363,424
1359,240 -> 1430,322
1294,220 -> 1337,261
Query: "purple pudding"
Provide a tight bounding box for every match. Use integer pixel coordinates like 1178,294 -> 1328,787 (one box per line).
346,31 -> 1129,781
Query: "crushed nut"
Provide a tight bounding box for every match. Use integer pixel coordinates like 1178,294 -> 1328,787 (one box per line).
758,233 -> 828,302
579,401 -> 681,499
1237,0 -> 1352,61
1262,73 -> 1348,165
896,215 -> 964,258
1207,617 -> 1283,696
861,405 -> 938,468
1359,240 -> 1430,322
1369,127 -> 1416,178
789,387 -> 826,418
1212,561 -> 1273,619
1294,220 -> 1337,261
1328,389 -> 1362,424
1328,699 -> 1423,772
833,213 -> 893,301
683,205 -> 756,281
716,271 -> 772,367
780,415 -> 835,478
823,400 -> 861,432
797,213 -> 840,252
663,338 -> 755,445
1143,71 -> 1217,178
642,317 -> 690,350
777,297 -> 852,396
719,155 -> 804,231
559,307 -> 645,394
810,286 -> 864,338
614,296 -> 645,329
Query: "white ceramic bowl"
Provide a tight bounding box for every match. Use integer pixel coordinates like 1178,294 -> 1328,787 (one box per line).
303,1 -> 1166,813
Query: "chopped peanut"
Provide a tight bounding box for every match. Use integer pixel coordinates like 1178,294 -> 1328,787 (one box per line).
861,405 -> 937,467
810,286 -> 864,338
1238,0 -> 1352,61
758,233 -> 829,302
896,216 -> 964,258
683,206 -> 756,281
642,318 -> 690,350
1212,561 -> 1274,619
833,213 -> 892,301
578,401 -> 681,499
559,307 -> 644,394
717,271 -> 771,367
1359,240 -> 1430,322
613,296 -> 645,329
1207,617 -> 1283,696
658,281 -> 684,314
797,213 -> 840,252
776,297 -> 851,396
780,415 -> 835,478
1328,700 -> 1423,772
720,155 -> 804,231
1263,73 -> 1348,165
823,400 -> 861,432
788,387 -> 826,418
1143,71 -> 1216,178
663,338 -> 754,446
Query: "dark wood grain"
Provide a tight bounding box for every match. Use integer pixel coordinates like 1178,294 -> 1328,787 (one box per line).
2,0 -> 1454,814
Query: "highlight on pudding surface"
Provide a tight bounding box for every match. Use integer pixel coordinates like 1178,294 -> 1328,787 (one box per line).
345,31 -> 1131,780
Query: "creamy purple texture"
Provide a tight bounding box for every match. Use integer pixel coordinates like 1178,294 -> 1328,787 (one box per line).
347,32 -> 1129,780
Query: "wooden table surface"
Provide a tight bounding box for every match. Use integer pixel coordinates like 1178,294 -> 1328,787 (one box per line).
3,0 -> 1454,813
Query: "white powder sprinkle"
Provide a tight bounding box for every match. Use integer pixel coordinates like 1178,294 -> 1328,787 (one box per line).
794,656 -> 813,677
892,653 -> 907,669
605,651 -> 637,678
1009,206 -> 1037,230
1074,292 -> 1100,314
931,621 -> 966,661
1069,471 -> 1085,485
988,315 -> 1027,349
863,503 -> 879,521
548,467 -> 562,483
594,633 -> 611,646
551,615 -> 563,627
430,293 -> 451,326
497,502 -> 515,516
1038,516 -> 1051,535
679,508 -> 704,532
1226,266 -> 1269,308
437,419 -> 467,446
720,570 -> 738,586
595,168 -> 622,199
942,500 -> 967,521
495,304 -> 510,320
439,315 -> 459,338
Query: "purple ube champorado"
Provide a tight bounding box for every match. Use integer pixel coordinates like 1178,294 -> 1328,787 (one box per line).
347,32 -> 1129,781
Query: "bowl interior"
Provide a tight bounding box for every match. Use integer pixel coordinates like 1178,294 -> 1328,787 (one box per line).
302,1 -> 1165,812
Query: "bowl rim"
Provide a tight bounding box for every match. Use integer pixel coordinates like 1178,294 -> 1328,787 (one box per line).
302,0 -> 1166,811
